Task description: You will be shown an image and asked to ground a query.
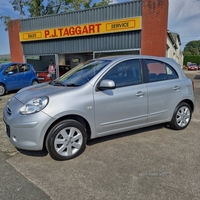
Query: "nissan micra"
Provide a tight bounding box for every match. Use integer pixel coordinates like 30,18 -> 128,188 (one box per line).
3,55 -> 195,161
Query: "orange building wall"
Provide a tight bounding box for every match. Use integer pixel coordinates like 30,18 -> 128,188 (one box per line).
8,19 -> 23,62
141,0 -> 168,57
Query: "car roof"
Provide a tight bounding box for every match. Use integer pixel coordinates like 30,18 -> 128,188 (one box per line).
0,62 -> 32,67
2,62 -> 29,64
95,55 -> 177,65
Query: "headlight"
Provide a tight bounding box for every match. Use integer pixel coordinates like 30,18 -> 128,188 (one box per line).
19,96 -> 49,115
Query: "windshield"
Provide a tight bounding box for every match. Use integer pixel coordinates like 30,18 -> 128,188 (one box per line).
189,63 -> 197,66
51,59 -> 111,86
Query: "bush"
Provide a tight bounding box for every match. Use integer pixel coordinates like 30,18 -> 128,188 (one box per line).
184,55 -> 200,66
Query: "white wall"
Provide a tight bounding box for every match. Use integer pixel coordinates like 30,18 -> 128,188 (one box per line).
166,34 -> 183,68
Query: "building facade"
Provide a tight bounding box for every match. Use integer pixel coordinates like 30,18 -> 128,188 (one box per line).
8,0 -> 169,74
167,31 -> 183,67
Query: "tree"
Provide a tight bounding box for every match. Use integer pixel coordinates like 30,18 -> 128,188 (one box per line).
66,0 -> 91,10
92,0 -> 110,7
28,0 -> 45,17
0,16 -> 11,31
84,0 -> 92,9
12,0 -> 28,19
9,0 -> 72,18
183,40 -> 200,56
0,0 -> 110,29
183,40 -> 200,66
63,0 -> 110,11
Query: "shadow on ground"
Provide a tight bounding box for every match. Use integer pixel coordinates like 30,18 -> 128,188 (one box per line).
16,123 -> 169,158
17,148 -> 48,157
194,74 -> 200,79
87,123 -> 168,146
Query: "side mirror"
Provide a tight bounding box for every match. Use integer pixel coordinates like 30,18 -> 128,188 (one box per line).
7,71 -> 14,75
98,79 -> 116,90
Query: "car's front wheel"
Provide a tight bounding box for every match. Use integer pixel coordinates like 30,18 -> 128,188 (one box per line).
169,102 -> 192,130
0,84 -> 6,96
46,120 -> 87,161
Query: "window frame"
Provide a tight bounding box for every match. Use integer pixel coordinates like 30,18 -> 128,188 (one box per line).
99,59 -> 143,89
143,59 -> 179,83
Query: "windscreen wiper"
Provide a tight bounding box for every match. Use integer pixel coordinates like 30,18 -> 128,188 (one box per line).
65,83 -> 80,87
49,81 -> 65,86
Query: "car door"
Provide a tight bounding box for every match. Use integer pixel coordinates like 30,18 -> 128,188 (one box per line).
145,59 -> 183,123
93,59 -> 148,136
3,64 -> 20,90
18,64 -> 32,87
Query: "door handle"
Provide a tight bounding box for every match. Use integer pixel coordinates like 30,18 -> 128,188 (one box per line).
173,86 -> 180,91
135,91 -> 144,97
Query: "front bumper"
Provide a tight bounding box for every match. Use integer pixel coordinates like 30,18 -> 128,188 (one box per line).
3,97 -> 53,151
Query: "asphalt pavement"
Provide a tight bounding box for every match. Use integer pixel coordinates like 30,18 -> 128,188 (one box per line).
0,151 -> 50,200
0,70 -> 200,200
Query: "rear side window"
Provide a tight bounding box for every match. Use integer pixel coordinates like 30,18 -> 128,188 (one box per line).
20,64 -> 30,72
146,59 -> 178,82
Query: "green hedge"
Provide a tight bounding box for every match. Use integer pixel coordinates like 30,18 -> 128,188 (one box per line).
184,55 -> 200,65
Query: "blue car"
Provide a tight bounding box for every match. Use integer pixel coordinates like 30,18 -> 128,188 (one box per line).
0,62 -> 39,96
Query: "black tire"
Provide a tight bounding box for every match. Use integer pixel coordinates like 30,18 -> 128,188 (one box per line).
32,80 -> 38,85
46,120 -> 87,161
169,102 -> 192,130
0,84 -> 6,96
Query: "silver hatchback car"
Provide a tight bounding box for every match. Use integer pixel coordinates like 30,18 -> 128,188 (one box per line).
3,55 -> 195,160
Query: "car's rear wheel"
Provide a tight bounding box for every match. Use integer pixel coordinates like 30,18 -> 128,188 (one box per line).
0,84 -> 6,96
169,102 -> 192,130
46,120 -> 87,161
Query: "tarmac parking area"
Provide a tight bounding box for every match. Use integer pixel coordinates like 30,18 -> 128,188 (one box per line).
0,70 -> 200,200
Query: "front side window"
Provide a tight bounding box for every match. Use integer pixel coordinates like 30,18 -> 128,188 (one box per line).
146,59 -> 178,82
102,59 -> 142,88
5,64 -> 19,74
